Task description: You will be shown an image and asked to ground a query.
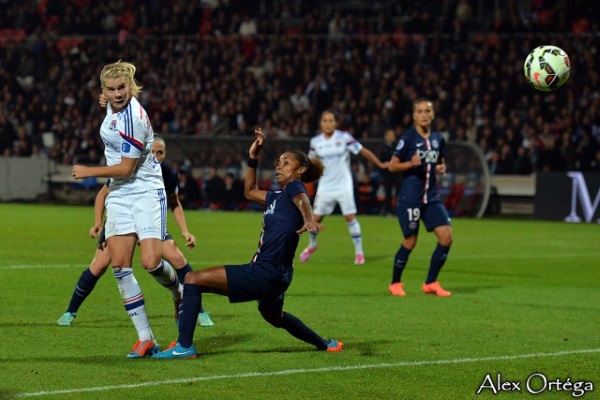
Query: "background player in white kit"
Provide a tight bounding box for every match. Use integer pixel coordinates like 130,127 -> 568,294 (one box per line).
299,110 -> 389,265
72,61 -> 177,358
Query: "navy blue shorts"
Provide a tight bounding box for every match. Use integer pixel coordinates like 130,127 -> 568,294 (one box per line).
225,262 -> 293,313
97,228 -> 107,248
397,200 -> 451,237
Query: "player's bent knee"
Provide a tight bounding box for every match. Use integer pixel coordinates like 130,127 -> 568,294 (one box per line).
260,311 -> 284,328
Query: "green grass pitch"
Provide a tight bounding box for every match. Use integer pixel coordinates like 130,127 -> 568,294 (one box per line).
0,203 -> 598,399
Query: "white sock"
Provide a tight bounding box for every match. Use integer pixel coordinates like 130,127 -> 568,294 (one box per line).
308,232 -> 318,248
347,218 -> 363,255
148,260 -> 181,301
112,267 -> 153,341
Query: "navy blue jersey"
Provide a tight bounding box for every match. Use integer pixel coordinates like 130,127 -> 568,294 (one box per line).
251,180 -> 306,268
394,127 -> 446,205
160,162 -> 179,197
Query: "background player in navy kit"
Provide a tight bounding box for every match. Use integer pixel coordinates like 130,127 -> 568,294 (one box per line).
152,128 -> 344,359
387,99 -> 453,297
57,137 -> 214,327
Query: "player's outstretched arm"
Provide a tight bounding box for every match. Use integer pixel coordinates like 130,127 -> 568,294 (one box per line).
168,192 -> 196,249
244,128 -> 267,205
90,184 -> 109,238
294,192 -> 325,235
360,147 -> 389,169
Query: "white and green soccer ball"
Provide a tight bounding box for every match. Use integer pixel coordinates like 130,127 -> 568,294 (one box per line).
523,45 -> 571,91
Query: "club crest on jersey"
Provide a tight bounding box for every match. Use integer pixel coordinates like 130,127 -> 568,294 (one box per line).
109,120 -> 117,130
122,142 -> 131,153
431,139 -> 439,148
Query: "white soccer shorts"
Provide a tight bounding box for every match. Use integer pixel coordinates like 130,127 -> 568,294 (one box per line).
104,189 -> 166,241
312,186 -> 357,216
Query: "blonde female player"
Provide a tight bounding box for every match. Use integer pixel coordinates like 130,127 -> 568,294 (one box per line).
72,61 -> 174,357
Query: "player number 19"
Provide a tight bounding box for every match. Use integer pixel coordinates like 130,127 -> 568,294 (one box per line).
407,208 -> 420,221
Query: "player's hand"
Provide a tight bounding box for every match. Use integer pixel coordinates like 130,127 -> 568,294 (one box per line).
89,224 -> 103,238
99,93 -> 108,108
379,160 -> 390,169
72,165 -> 89,179
410,152 -> 421,167
249,128 -> 265,159
183,232 -> 196,249
436,163 -> 447,176
297,221 -> 325,235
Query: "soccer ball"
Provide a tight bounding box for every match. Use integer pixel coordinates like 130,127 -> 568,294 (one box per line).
523,45 -> 570,91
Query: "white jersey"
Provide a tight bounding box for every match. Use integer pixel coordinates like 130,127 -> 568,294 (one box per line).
308,129 -> 363,191
100,98 -> 164,195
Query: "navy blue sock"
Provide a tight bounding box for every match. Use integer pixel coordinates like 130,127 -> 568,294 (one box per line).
66,268 -> 100,313
425,244 -> 450,284
175,264 -> 193,284
280,312 -> 328,350
175,264 -> 206,313
178,283 -> 202,348
392,245 -> 411,284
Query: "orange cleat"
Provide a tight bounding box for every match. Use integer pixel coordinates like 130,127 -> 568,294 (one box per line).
326,338 -> 344,352
127,339 -> 160,358
388,282 -> 406,296
422,281 -> 451,297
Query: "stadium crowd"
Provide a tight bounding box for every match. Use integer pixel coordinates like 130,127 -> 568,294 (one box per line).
1,0 -> 599,210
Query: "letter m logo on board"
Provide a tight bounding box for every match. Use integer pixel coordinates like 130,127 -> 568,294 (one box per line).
565,172 -> 600,223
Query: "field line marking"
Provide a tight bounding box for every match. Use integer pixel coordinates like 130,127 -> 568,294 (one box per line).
14,348 -> 600,398
0,264 -> 89,270
2,251 -> 599,271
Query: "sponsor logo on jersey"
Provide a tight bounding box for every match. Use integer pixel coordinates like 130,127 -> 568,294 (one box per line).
122,142 -> 131,153
418,149 -> 439,164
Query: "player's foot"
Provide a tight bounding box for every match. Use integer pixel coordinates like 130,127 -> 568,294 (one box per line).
198,312 -> 215,327
127,339 -> 160,358
299,246 -> 317,262
152,341 -> 198,359
422,281 -> 451,297
354,254 -> 365,265
388,282 -> 406,296
56,312 -> 76,326
326,338 -> 344,352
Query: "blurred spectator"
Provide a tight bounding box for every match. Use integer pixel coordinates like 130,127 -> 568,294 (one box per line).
203,167 -> 226,209
378,129 -> 402,216
513,146 -> 534,175
222,173 -> 245,211
536,136 -> 566,172
178,169 -> 203,210
356,173 -> 380,215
